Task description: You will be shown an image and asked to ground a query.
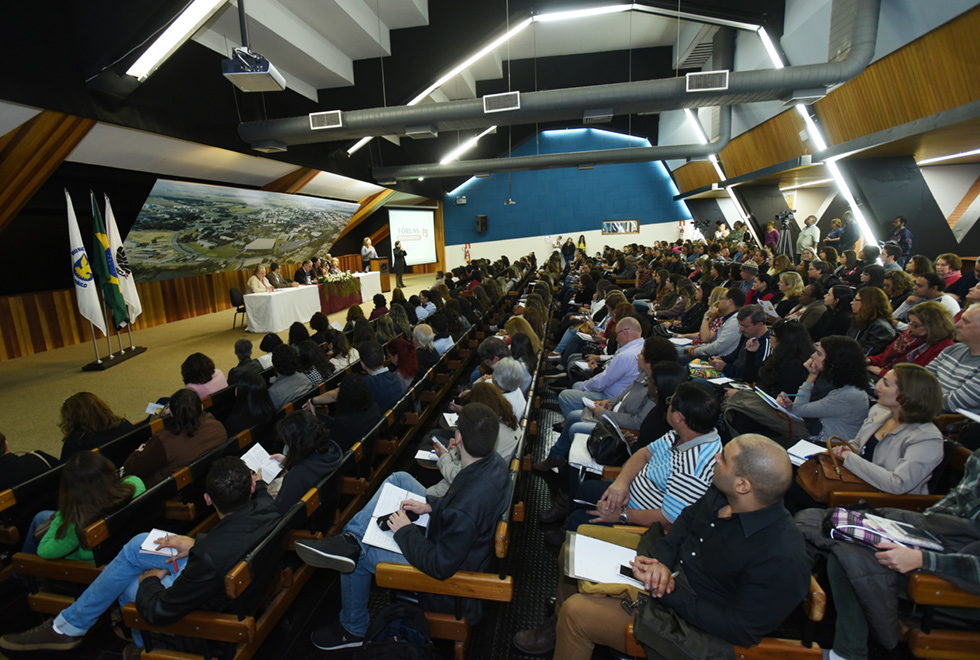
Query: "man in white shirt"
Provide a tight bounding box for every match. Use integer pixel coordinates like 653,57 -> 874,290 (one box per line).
795,215 -> 820,257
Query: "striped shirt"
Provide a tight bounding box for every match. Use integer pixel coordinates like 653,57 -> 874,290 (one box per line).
922,448 -> 980,585
629,429 -> 722,523
925,343 -> 980,414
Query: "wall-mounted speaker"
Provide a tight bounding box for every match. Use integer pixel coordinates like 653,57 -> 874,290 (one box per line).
379,261 -> 390,274
475,214 -> 488,232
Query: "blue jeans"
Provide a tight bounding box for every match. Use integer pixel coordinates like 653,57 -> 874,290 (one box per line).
548,410 -> 596,461
339,472 -> 426,636
55,533 -> 187,647
554,327 -> 578,357
21,509 -> 54,556
558,383 -> 609,419
633,300 -> 650,314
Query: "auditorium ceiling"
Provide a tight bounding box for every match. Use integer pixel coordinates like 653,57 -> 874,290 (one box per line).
0,0 -> 783,199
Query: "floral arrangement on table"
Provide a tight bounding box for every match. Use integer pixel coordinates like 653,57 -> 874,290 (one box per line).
317,271 -> 360,297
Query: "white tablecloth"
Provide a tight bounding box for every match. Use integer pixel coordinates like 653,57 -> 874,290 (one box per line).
353,271 -> 381,299
244,286 -> 321,334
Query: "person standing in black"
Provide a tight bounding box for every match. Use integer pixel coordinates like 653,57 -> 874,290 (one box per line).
393,240 -> 407,288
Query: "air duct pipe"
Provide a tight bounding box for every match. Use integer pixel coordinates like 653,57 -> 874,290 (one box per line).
238,0 -> 879,149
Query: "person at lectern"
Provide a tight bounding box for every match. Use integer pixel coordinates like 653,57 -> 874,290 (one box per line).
361,238 -> 378,273
393,240 -> 407,287
246,265 -> 274,293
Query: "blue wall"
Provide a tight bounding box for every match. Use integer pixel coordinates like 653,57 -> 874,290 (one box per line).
443,128 -> 692,245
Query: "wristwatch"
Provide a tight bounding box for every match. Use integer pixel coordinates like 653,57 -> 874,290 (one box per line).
619,506 -> 629,524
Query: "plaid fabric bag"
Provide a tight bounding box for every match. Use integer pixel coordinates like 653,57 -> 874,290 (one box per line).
826,507 -> 886,551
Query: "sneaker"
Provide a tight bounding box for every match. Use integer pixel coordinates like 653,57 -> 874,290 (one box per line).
295,532 -> 361,573
543,371 -> 567,380
0,619 -> 84,651
311,620 -> 364,650
122,643 -> 143,660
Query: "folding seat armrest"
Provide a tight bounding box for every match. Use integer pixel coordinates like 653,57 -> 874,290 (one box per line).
907,573 -> 980,608
826,492 -> 941,511
375,563 -> 513,603
12,553 -> 103,584
121,603 -> 256,644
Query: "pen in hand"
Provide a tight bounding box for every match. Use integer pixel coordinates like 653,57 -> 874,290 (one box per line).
165,533 -> 179,573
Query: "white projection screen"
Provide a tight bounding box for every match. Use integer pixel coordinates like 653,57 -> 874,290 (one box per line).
388,208 -> 437,266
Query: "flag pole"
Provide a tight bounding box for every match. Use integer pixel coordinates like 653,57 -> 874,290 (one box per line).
89,322 -> 102,364
102,299 -> 115,359
126,321 -> 135,349
115,321 -> 126,354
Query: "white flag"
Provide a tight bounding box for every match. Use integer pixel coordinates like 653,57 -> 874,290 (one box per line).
104,195 -> 142,322
66,190 -> 107,336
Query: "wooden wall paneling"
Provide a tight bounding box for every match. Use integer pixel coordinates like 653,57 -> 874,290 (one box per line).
718,110 -> 808,179
334,189 -> 395,243
261,167 -> 319,193
671,162 -> 721,194
0,111 -> 96,236
816,6 -> 980,146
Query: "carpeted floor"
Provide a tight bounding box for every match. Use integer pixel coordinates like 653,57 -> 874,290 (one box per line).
0,274 -> 436,457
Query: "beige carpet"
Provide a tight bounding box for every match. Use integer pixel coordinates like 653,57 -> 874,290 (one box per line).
0,274 -> 436,457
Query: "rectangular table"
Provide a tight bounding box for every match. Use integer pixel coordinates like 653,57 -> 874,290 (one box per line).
244,286 -> 322,334
353,271 -> 382,300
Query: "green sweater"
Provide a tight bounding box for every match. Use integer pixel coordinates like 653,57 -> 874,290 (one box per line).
37,475 -> 146,563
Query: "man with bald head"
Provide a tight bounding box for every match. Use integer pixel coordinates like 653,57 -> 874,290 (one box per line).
558,317 -> 645,418
517,434 -> 810,660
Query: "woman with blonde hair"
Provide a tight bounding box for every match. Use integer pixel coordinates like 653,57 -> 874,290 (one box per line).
776,271 -> 804,316
769,254 -> 792,277
389,304 -> 413,338
360,237 -> 378,272
847,286 -> 897,356
867,301 -> 955,376
505,316 -> 542,353
59,393 -> 134,461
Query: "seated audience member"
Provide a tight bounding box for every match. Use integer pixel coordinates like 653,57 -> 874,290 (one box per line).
926,305 -> 980,414
222,372 -> 277,437
491,357 -> 528,422
227,339 -> 263,387
428,383 -> 521,497
310,372 -> 382,453
0,457 -> 279,656
867,301 -> 955,377
268,345 -> 315,410
936,252 -> 963,289
774,336 -> 870,444
682,288 -> 746,360
343,304 -> 366,333
359,340 -> 405,412
309,312 -> 330,344
514,434 -> 809,660
811,285 -> 854,341
391,288 -> 418,325
785,283 -> 828,331
368,293 -> 388,321
58,392 -> 134,461
181,352 -> 228,400
508,333 -> 536,394
386,336 -> 419,389
0,431 -> 58,490
787,363 -> 945,513
416,290 -> 437,320
504,315 -> 543,352
21,452 -> 145,561
429,314 -> 454,355
246,265 -> 273,293
295,260 -> 315,284
892,272 -> 961,325
859,264 -> 886,291
705,304 -> 772,380
288,321 -> 312,347
257,332 -> 282,369
324,328 -> 359,372
883,269 -> 914,310
905,254 -> 934,277
266,411 -> 342,515
846,287 -> 897,356
375,316 -> 397,344
350,318 -> 376,349
267,262 -> 296,288
776,271 -> 804,317
389,304 -> 413,338
122,389 -> 228,487
293,403 -> 509,650
559,318 -> 644,419
946,255 -> 979,302
880,242 -> 903,273
296,340 -> 334,387
413,324 -> 440,376
796,447 -> 980,660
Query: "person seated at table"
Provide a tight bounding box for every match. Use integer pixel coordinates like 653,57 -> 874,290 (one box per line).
295,260 -> 315,284
867,301 -> 955,377
122,389 -> 228,488
324,328 -> 359,372
20,451 -> 145,562
246,265 -> 274,293
343,304 -> 365,333
58,392 -> 134,461
227,339 -> 263,387
309,312 -> 330,344
180,352 -> 228,400
268,346 -> 315,410
222,372 -> 277,438
368,293 -> 388,321
328,257 -> 342,274
266,262 -> 296,288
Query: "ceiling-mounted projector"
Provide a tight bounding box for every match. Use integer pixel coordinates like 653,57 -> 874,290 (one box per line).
222,48 -> 285,92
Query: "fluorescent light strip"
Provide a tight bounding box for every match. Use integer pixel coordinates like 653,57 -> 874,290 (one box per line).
126,0 -> 226,82
684,109 -> 709,145
796,105 -> 827,151
826,159 -> 877,246
779,178 -> 834,192
756,27 -> 785,69
631,3 -> 760,31
534,4 -> 631,22
917,147 -> 980,165
439,126 -> 497,164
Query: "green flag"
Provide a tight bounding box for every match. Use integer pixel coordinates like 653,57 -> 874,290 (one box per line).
90,192 -> 129,328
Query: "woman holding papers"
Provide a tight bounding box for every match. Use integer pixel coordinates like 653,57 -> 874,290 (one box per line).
266,411 -> 343,514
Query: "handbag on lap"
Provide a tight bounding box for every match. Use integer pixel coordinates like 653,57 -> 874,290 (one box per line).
586,414 -> 632,466
796,437 -> 879,503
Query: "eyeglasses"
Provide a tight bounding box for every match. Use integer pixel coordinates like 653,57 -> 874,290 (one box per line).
908,321 -> 924,329
665,395 -> 674,410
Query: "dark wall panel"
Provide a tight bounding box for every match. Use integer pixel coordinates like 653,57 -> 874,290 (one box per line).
735,185 -> 792,246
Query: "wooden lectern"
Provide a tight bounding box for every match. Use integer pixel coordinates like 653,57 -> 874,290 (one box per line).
370,258 -> 391,292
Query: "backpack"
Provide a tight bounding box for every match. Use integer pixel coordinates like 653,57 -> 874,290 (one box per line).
353,601 -> 437,660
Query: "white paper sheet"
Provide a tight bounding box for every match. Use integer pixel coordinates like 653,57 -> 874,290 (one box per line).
754,386 -> 804,421
140,529 -> 178,557
443,412 -> 459,427
582,398 -> 597,409
566,533 -> 644,589
574,360 -> 593,372
576,331 -> 594,342
330,320 -> 344,331
361,483 -> 431,554
414,449 -> 439,461
786,439 -> 827,466
241,443 -> 283,481
669,337 -> 692,346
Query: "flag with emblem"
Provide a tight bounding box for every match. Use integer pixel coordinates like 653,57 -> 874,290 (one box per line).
90,192 -> 129,328
104,194 -> 142,322
66,190 -> 107,336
